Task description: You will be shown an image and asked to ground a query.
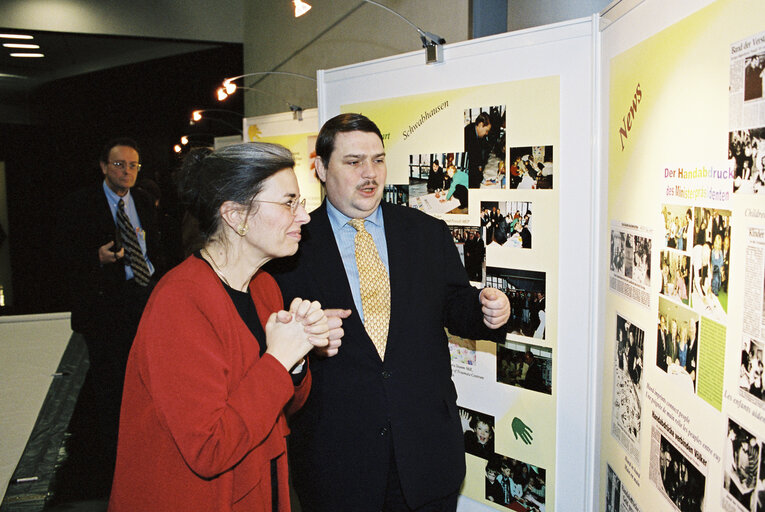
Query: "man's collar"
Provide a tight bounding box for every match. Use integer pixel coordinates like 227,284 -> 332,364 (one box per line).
102,180 -> 131,206
325,199 -> 383,228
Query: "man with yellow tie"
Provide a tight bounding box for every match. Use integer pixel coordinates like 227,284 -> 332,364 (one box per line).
271,113 -> 510,512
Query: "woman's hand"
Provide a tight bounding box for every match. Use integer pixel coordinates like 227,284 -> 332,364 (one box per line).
459,410 -> 472,433
265,298 -> 326,371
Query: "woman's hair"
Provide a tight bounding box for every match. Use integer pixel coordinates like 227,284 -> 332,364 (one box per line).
176,142 -> 294,242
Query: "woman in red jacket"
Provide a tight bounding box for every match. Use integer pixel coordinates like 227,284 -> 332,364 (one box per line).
109,143 -> 334,511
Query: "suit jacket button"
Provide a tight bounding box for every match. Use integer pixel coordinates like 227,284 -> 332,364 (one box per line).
379,426 -> 389,436
382,370 -> 392,379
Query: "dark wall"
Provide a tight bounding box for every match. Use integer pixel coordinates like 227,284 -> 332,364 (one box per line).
0,44 -> 243,314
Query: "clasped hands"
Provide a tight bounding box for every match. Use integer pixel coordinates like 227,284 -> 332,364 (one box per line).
265,298 -> 350,371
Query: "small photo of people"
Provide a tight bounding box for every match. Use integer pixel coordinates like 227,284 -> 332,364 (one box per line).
484,454 -> 546,511
448,331 -> 477,366
481,201 -> 532,248
508,145 -> 554,189
464,106 -> 506,189
486,267 -> 546,339
739,337 -> 765,403
383,184 -> 408,206
450,226 -> 484,283
730,127 -> 765,194
496,341 -> 552,395
458,406 -> 494,460
662,204 -> 693,251
613,315 -> 644,440
610,229 -> 651,286
660,250 -> 690,306
657,298 -> 699,392
723,418 -> 760,511
744,54 -> 765,102
691,207 -> 731,319
408,152 -> 469,215
658,435 -> 705,512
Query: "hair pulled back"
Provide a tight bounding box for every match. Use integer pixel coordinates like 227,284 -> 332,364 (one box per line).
177,142 -> 294,243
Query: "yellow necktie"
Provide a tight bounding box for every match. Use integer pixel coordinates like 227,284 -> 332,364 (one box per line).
349,219 -> 390,360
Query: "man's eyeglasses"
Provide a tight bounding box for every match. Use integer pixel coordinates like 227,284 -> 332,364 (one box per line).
110,161 -> 141,171
252,197 -> 306,215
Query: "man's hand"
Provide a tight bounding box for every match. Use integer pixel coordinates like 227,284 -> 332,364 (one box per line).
479,287 -> 510,329
312,309 -> 351,358
98,241 -> 124,264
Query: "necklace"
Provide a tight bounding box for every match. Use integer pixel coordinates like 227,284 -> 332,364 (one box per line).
201,247 -> 234,289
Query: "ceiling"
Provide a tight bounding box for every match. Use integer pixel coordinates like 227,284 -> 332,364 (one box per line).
0,28 -> 219,109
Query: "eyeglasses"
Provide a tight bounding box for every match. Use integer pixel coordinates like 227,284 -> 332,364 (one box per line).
252,197 -> 306,215
110,161 -> 141,171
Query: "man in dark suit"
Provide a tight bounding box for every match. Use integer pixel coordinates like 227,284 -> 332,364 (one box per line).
657,314 -> 668,372
464,112 -> 492,188
271,114 -> 510,512
58,137 -> 162,496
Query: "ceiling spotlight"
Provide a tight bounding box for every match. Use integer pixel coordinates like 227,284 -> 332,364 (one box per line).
181,136 -> 189,145
0,34 -> 33,40
191,110 -> 203,122
3,43 -> 40,49
293,0 -> 312,17
174,144 -> 182,153
10,53 -> 44,58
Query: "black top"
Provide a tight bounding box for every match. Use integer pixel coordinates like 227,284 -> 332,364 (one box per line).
194,252 -> 306,384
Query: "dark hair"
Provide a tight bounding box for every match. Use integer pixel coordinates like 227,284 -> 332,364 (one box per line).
315,113 -> 384,166
100,137 -> 141,163
475,112 -> 491,126
176,142 -> 294,242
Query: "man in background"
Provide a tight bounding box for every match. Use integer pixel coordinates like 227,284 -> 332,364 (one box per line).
57,137 -> 162,498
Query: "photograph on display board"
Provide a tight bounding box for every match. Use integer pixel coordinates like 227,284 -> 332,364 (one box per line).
458,406 -> 495,460
464,106 -> 506,189
485,267 -> 545,339
657,298 -> 699,393
691,207 -> 732,321
744,53 -> 765,102
606,463 -> 642,512
654,434 -> 705,512
611,314 -> 644,463
662,204 -> 693,251
660,249 -> 691,306
484,453 -> 546,511
408,152 -> 469,215
738,336 -> 765,407
508,145 -> 554,190
448,331 -> 477,367
496,341 -> 552,395
722,418 -> 761,512
449,225 -> 484,283
609,222 -> 652,308
481,201 -> 533,249
383,184 -> 409,206
730,128 -> 765,194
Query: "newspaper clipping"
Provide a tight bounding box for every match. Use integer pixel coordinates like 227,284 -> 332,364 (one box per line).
612,313 -> 645,463
606,464 -> 642,512
730,30 -> 765,194
610,221 -> 653,308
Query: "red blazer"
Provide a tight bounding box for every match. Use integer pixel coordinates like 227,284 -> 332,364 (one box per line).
109,256 -> 310,512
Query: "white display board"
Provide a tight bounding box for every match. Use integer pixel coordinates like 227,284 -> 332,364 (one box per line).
599,1 -> 765,511
318,18 -> 598,512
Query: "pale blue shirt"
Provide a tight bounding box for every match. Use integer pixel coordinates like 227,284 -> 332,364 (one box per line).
326,200 -> 389,323
102,181 -> 155,280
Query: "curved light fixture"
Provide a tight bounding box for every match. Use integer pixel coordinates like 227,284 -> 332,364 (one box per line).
291,0 -> 445,64
189,109 -> 244,134
217,71 -> 316,102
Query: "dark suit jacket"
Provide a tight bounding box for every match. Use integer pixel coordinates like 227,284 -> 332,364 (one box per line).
59,183 -> 162,333
270,201 -> 505,511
